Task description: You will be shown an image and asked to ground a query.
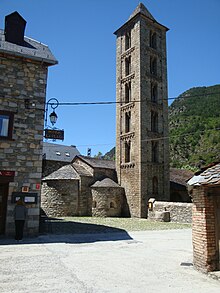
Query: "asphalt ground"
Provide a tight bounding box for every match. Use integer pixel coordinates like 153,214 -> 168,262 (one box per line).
0,229 -> 220,293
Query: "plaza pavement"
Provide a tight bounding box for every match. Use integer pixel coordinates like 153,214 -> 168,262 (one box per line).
0,229 -> 219,293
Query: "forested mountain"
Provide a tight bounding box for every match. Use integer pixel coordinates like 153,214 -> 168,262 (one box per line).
103,85 -> 220,169
169,84 -> 220,168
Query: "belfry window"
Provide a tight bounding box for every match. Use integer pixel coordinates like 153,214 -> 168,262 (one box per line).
152,141 -> 159,163
125,56 -> 131,76
125,141 -> 131,163
150,31 -> 157,49
125,82 -> 131,103
151,111 -> 158,132
152,176 -> 158,196
125,111 -> 131,133
151,83 -> 158,103
125,31 -> 131,50
150,57 -> 157,76
0,111 -> 14,139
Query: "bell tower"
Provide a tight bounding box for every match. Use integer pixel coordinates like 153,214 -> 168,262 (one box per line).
114,3 -> 170,217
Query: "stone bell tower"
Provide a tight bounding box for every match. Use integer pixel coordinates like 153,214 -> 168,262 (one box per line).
114,3 -> 170,218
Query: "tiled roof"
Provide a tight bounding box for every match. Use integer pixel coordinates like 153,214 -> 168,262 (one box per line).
0,29 -> 57,65
170,168 -> 193,187
43,142 -> 80,162
42,165 -> 79,181
91,178 -> 122,188
72,162 -> 93,177
187,162 -> 220,186
75,156 -> 115,170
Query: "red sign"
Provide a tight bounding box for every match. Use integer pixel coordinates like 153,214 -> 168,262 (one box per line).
0,170 -> 15,177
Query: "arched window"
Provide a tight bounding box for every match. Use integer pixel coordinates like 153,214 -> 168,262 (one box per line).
152,141 -> 159,163
125,56 -> 131,76
125,31 -> 131,50
152,176 -> 158,196
150,31 -> 157,49
110,202 -> 115,208
150,57 -> 157,76
151,111 -> 158,132
151,83 -> 158,103
125,111 -> 131,133
125,141 -> 131,163
92,201 -> 97,208
125,82 -> 131,103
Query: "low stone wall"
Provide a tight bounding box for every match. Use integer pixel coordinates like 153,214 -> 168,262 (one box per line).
148,201 -> 192,223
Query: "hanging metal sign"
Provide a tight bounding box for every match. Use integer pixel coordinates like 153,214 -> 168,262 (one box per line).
44,129 -> 64,140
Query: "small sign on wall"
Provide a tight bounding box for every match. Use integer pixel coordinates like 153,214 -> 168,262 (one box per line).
11,192 -> 38,204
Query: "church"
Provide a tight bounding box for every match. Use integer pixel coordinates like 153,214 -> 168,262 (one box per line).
42,3 -> 170,219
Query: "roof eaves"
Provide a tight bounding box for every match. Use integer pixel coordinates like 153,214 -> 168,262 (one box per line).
114,12 -> 169,35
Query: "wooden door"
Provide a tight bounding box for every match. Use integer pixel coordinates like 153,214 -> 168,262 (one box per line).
0,184 -> 8,234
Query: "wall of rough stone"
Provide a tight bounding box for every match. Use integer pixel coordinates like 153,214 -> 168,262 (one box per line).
41,180 -> 79,217
148,201 -> 192,223
92,187 -> 123,217
0,54 -> 48,236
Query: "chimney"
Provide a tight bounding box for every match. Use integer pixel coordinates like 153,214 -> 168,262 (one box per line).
5,11 -> 26,46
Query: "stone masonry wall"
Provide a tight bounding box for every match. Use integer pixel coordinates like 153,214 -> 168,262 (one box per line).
148,201 -> 192,223
191,186 -> 219,273
115,12 -> 169,218
41,180 -> 79,217
0,54 -> 48,236
92,187 -> 123,217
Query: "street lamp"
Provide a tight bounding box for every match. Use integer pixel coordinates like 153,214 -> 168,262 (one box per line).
49,111 -> 58,125
45,98 -> 59,128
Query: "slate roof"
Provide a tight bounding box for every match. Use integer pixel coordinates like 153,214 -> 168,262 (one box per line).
170,168 -> 193,187
72,162 -> 93,177
128,3 -> 155,21
114,2 -> 168,35
91,178 -> 122,188
74,156 -> 115,170
187,162 -> 220,186
42,165 -> 79,181
0,29 -> 57,65
43,142 -> 80,162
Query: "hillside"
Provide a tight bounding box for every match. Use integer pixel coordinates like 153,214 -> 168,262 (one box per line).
103,85 -> 220,168
169,84 -> 220,168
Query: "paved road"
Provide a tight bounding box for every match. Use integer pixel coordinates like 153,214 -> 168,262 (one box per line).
0,229 -> 219,293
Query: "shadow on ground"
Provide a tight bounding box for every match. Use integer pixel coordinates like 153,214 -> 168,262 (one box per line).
0,217 -> 133,245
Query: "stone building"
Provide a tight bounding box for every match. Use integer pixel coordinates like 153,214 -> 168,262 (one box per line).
188,163 -> 220,272
91,178 -> 124,217
0,12 -> 57,236
42,142 -> 80,177
114,3 -> 170,218
41,156 -> 120,217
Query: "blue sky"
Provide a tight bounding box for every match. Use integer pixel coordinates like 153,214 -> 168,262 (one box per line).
1,0 -> 220,156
